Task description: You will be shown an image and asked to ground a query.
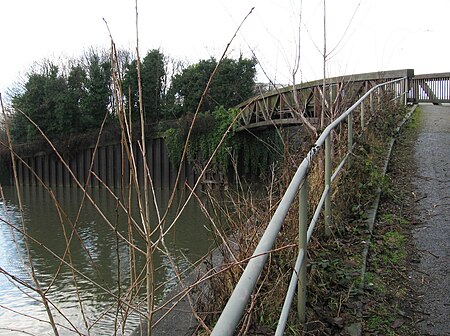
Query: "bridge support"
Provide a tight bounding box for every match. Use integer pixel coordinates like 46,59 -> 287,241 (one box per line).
298,179 -> 308,323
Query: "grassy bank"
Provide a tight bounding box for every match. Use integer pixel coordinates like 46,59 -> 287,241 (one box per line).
358,107 -> 422,335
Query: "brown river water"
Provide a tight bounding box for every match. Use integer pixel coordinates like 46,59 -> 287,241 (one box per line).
0,186 -> 214,335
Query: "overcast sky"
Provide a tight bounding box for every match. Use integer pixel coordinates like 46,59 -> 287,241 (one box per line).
0,0 -> 448,98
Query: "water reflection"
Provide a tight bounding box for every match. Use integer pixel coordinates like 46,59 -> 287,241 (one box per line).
0,186 -> 213,335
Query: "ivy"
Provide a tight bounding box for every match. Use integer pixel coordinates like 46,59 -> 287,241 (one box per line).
164,106 -> 283,181
235,129 -> 283,178
164,127 -> 183,166
164,106 -> 237,173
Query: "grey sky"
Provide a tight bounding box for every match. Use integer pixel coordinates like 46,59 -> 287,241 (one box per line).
0,0 -> 448,96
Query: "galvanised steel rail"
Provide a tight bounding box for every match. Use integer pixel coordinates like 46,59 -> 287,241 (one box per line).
211,76 -> 409,336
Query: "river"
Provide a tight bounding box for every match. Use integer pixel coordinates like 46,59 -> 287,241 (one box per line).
0,185 -> 215,335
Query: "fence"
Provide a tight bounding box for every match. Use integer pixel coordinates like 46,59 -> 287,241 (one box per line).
211,76 -> 410,335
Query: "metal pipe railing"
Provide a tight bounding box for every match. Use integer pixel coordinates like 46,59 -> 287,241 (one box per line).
211,76 -> 408,336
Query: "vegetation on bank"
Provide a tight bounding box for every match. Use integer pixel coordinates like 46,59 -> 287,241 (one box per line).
357,108 -> 422,336
164,106 -> 284,181
193,95 -> 416,335
6,48 -> 257,145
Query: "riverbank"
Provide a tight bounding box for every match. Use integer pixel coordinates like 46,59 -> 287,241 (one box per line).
132,104 -> 450,335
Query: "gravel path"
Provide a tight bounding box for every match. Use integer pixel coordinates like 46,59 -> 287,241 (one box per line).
410,104 -> 450,335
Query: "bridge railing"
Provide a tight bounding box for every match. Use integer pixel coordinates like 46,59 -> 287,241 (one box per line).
409,72 -> 450,104
211,76 -> 409,336
236,69 -> 413,131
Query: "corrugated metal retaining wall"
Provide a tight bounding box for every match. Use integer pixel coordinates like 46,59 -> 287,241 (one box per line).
12,137 -> 195,189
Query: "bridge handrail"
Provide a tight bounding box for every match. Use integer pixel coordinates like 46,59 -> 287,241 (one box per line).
412,72 -> 450,80
211,76 -> 408,336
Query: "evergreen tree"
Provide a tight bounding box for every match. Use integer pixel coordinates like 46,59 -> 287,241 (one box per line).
8,50 -> 256,144
12,62 -> 67,141
122,59 -> 139,119
65,64 -> 87,133
11,51 -> 112,143
122,50 -> 167,123
167,56 -> 257,116
81,54 -> 111,129
141,49 -> 166,122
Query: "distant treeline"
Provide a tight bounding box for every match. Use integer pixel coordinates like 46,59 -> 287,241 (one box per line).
8,48 -> 257,144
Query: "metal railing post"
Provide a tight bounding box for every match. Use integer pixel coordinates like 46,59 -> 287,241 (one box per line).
360,100 -> 365,130
324,136 -> 332,236
347,112 -> 353,167
298,179 -> 308,323
370,92 -> 374,115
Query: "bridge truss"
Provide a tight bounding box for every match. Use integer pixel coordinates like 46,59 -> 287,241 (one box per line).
236,69 -> 449,132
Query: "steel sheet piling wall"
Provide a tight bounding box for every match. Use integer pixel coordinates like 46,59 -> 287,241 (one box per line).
99,146 -> 107,187
153,138 -> 162,189
77,151 -> 85,187
8,137 -> 191,190
107,145 -> 114,187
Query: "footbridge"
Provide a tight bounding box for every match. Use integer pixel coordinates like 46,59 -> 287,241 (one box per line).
235,69 -> 450,131
212,69 -> 450,335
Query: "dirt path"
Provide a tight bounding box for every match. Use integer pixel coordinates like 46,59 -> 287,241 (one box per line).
410,104 -> 450,335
